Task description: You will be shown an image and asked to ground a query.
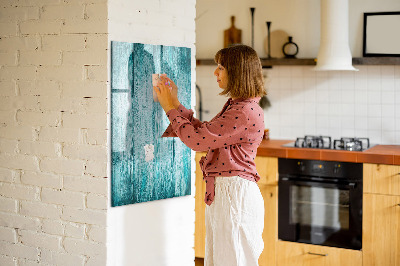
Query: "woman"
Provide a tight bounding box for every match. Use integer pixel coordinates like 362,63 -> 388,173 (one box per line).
154,44 -> 266,266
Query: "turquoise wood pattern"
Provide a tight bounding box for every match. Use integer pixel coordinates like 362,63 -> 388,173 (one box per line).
111,41 -> 191,207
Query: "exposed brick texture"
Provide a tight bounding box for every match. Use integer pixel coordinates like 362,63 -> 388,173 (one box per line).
0,1 -> 108,264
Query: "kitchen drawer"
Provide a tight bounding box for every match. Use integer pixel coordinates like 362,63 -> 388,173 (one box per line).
276,241 -> 362,266
255,156 -> 278,186
364,164 -> 400,196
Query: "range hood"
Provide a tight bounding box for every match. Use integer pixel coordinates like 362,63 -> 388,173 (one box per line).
314,0 -> 358,71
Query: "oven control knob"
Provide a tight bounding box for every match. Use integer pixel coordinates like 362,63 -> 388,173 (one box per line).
298,161 -> 305,171
334,164 -> 341,174
334,167 -> 339,174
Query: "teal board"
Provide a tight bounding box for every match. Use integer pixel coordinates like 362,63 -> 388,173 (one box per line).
111,41 -> 191,207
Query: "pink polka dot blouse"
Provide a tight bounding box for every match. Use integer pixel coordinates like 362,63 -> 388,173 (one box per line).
162,97 -> 265,205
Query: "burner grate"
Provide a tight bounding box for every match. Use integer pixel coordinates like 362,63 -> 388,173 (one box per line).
287,136 -> 371,151
333,137 -> 370,151
295,135 -> 332,149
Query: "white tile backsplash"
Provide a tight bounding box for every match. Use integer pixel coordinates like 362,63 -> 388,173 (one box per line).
382,90 -> 395,104
196,65 -> 400,144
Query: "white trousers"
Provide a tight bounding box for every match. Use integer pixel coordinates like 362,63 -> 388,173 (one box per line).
205,176 -> 264,266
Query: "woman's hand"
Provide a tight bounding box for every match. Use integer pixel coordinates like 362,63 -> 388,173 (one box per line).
162,76 -> 180,108
153,77 -> 175,114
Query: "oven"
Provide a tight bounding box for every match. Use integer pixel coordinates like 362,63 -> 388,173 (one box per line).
278,158 -> 363,250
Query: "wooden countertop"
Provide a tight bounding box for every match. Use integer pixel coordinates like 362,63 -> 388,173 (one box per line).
256,139 -> 400,165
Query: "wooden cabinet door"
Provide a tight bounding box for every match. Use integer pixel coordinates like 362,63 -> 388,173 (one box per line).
363,193 -> 400,266
259,185 -> 278,266
195,152 -> 207,258
255,156 -> 278,186
364,164 -> 400,196
276,241 -> 362,266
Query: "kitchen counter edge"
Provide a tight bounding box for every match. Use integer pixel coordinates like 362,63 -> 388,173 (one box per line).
196,140 -> 400,165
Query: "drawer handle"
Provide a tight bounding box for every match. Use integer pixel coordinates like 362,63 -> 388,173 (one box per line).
307,252 -> 328,256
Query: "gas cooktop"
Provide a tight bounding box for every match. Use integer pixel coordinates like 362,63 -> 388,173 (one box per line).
282,135 -> 375,151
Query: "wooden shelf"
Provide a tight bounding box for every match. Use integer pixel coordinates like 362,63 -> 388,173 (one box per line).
352,57 -> 400,65
196,57 -> 400,67
260,58 -> 316,67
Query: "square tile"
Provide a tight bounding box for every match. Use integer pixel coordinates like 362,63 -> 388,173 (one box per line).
316,103 -> 329,115
316,115 -> 330,128
328,88 -> 342,103
367,77 -> 381,91
381,117 -> 396,131
304,102 -> 316,115
291,67 -> 304,78
382,90 -> 395,104
316,89 -> 330,103
381,78 -> 395,91
315,77 -> 329,90
329,103 -> 341,116
341,128 -> 355,137
355,116 -> 368,130
382,104 -> 395,118
367,117 -> 382,131
381,130 -> 396,144
367,91 -> 381,105
354,91 -> 368,104
367,129 -> 382,144
329,116 -> 342,129
341,104 -> 355,116
341,89 -> 355,104
303,88 -> 316,103
381,66 -> 395,77
341,116 -> 355,129
367,104 -> 381,118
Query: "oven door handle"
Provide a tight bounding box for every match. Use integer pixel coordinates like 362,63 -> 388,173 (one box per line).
280,177 -> 357,189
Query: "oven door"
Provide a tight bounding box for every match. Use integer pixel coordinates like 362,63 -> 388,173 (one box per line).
278,176 -> 362,250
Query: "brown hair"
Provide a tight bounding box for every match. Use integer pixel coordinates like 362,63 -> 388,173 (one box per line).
214,44 -> 266,99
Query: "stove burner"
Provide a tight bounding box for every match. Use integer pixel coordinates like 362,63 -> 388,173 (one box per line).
286,136 -> 372,151
295,135 -> 332,149
333,137 -> 370,151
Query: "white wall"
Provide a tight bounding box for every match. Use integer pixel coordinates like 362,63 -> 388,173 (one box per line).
196,0 -> 400,58
107,1 -> 196,266
196,0 -> 400,145
0,0 -> 108,265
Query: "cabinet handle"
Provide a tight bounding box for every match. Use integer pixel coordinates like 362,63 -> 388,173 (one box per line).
307,252 -> 328,256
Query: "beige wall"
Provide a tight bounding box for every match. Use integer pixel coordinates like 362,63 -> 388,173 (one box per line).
0,0 -> 108,265
196,0 -> 400,59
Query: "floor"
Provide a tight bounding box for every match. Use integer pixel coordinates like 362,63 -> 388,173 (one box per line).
195,257 -> 204,266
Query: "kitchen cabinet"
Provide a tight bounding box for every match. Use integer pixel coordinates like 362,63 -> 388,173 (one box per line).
255,157 -> 278,266
195,156 -> 400,265
255,156 -> 278,186
276,241 -> 362,266
195,152 -> 207,258
363,193 -> 400,266
259,184 -> 278,266
363,164 -> 400,266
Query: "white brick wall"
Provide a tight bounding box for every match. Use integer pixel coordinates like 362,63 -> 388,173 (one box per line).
0,0 -> 108,265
